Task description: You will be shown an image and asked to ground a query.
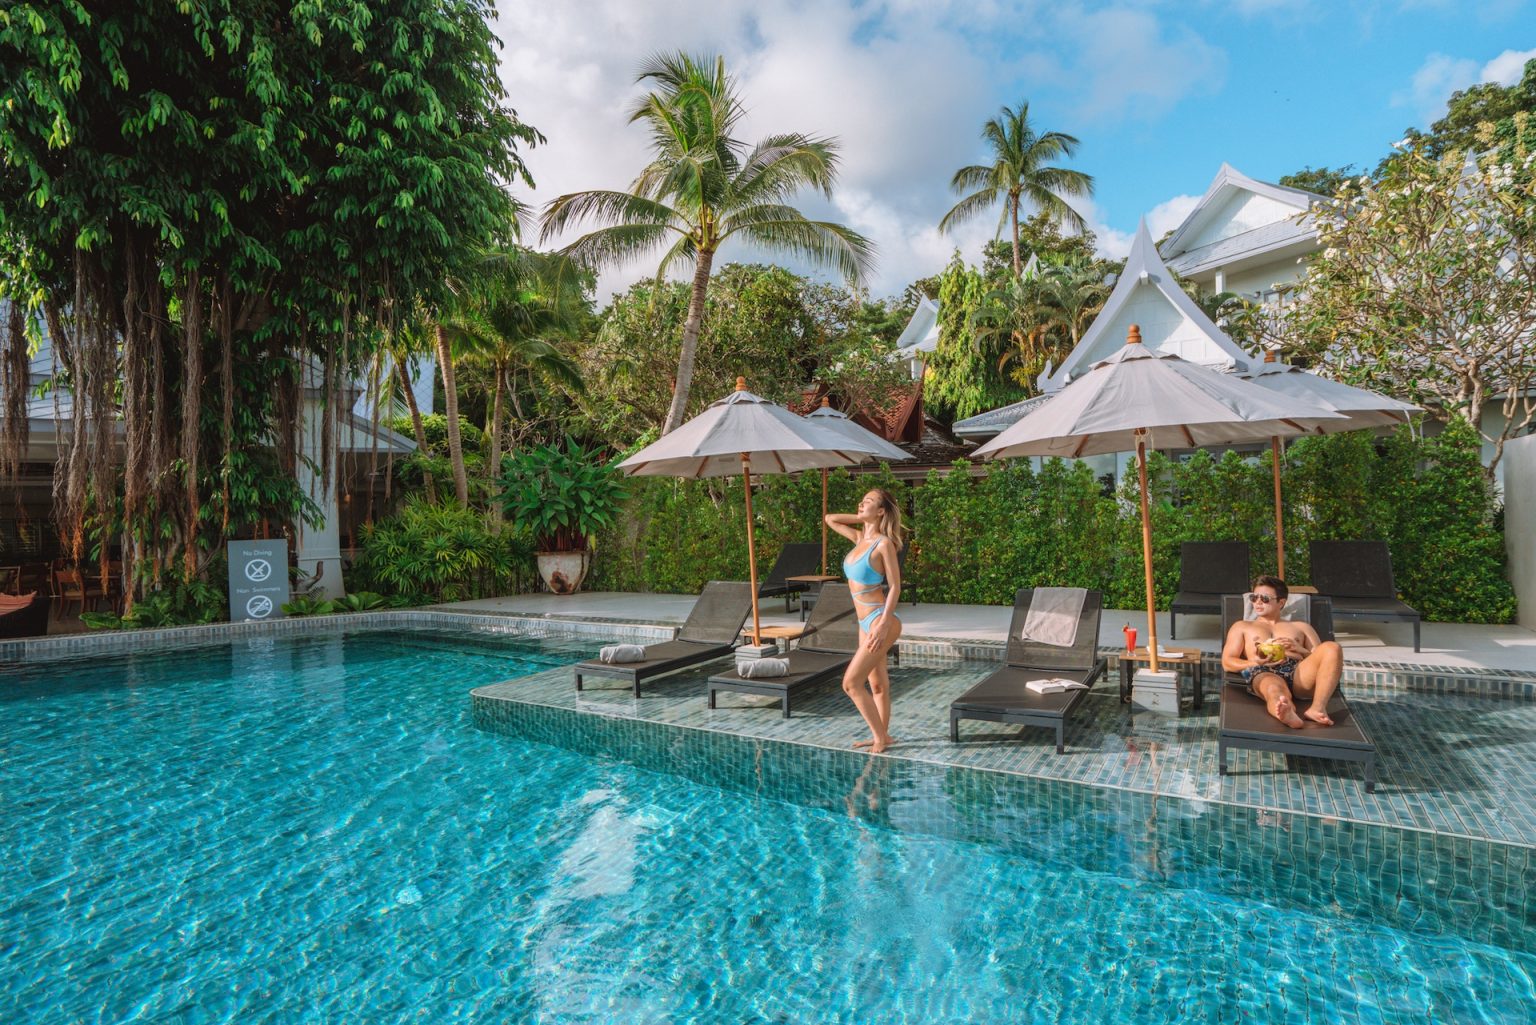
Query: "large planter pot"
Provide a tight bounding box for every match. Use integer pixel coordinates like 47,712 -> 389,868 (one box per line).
536,551 -> 590,595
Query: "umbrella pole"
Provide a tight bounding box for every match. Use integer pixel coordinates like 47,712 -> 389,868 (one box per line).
821,468 -> 829,575
1271,436 -> 1286,579
1136,429 -> 1160,674
742,453 -> 762,645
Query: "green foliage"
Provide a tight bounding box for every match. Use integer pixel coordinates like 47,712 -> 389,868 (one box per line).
926,254 -> 1025,422
353,499 -> 530,603
335,591 -> 388,612
1288,141 -> 1536,468
1396,58 -> 1536,163
498,440 -> 627,551
80,577 -> 227,630
1278,165 -> 1359,197
585,427 -> 1514,624
282,595 -> 339,617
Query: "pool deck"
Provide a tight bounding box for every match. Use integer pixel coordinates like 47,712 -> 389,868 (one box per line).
460,591 -> 1536,850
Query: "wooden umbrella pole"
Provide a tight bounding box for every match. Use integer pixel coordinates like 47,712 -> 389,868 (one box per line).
1137,428 -> 1160,674
821,468 -> 829,575
1271,436 -> 1286,580
742,453 -> 762,645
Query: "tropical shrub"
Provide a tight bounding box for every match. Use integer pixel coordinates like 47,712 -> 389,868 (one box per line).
498,441 -> 627,552
352,500 -> 532,604
583,426 -> 1515,624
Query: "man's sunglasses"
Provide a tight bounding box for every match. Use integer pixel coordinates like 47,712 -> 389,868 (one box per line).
1247,593 -> 1281,604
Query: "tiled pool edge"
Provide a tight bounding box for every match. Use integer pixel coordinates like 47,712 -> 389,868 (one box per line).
469,676 -> 1536,852
5,609 -> 1531,699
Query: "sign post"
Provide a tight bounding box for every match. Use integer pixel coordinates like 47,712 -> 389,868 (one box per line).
228,540 -> 290,623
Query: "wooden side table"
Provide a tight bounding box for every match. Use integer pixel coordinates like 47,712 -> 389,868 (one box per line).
788,574 -> 840,621
1118,646 -> 1207,709
748,624 -> 808,652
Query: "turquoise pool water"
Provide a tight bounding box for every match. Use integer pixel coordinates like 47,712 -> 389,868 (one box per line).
3,630 -> 1533,1023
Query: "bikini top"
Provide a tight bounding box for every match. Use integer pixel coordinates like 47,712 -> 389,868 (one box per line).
843,537 -> 886,589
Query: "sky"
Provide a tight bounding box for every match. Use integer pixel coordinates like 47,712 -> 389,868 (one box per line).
493,0 -> 1535,301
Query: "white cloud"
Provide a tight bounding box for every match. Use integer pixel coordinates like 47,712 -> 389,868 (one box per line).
492,0 -> 1225,301
1053,7 -> 1228,123
1063,193 -> 1200,261
1399,47 -> 1536,125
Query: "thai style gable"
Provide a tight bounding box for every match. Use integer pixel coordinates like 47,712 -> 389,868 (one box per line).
1158,164 -> 1326,292
1040,220 -> 1253,393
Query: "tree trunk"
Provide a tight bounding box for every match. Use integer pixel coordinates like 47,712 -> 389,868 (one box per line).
661,247 -> 717,436
396,354 -> 437,504
1010,192 -> 1022,278
487,360 -> 506,522
434,324 -> 469,506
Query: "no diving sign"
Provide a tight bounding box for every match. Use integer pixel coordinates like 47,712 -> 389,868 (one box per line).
228,540 -> 289,622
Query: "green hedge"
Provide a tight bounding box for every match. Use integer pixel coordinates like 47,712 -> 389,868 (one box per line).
587,421 -> 1515,624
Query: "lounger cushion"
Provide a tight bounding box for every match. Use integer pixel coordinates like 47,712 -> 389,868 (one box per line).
951,665 -> 1097,718
713,649 -> 848,689
576,639 -> 728,675
1220,685 -> 1373,752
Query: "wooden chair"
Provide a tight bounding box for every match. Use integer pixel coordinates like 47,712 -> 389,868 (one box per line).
52,568 -> 86,618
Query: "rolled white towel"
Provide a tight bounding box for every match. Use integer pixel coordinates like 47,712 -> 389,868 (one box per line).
599,644 -> 647,664
737,657 -> 790,679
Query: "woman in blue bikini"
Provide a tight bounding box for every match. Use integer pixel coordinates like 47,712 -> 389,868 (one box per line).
825,488 -> 904,754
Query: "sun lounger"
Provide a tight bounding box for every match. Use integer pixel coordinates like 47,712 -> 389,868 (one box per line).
1217,593 -> 1378,792
707,583 -> 860,718
949,588 -> 1106,753
1169,541 -> 1250,639
757,542 -> 823,612
1308,540 -> 1421,652
573,581 -> 753,697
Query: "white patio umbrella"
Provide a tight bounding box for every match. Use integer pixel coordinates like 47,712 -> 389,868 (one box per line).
1245,351 -> 1421,577
973,325 -> 1347,672
618,379 -> 876,644
804,399 -> 912,574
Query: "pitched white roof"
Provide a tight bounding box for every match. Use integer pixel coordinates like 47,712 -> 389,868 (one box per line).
893,297 -> 940,357
1159,163 -> 1325,277
1041,221 -> 1254,392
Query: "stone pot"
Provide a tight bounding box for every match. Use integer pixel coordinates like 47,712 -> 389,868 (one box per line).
536,550 -> 590,595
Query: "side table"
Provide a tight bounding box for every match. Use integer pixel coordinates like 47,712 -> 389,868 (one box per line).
787,574 -> 840,621
749,624 -> 809,653
1118,646 -> 1207,709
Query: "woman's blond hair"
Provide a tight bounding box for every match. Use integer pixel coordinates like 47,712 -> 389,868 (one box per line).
867,488 -> 906,551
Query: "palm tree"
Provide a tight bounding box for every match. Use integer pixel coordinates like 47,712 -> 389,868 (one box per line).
541,52 -> 874,434
448,248 -> 587,478
940,102 -> 1094,278
970,261 -> 1109,390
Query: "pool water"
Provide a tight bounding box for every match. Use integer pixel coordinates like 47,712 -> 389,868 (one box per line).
2,631 -> 1532,1024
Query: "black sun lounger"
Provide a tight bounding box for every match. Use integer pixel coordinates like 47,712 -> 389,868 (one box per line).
573,581 -> 752,698
757,542 -> 823,612
950,588 -> 1107,754
1169,541 -> 1250,639
1308,540 -> 1422,652
707,583 -> 859,718
1217,593 -> 1378,792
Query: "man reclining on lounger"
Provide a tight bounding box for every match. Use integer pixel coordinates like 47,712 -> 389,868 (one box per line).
1221,575 -> 1344,728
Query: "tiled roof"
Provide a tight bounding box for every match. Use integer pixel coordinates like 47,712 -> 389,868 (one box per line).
951,394 -> 1052,439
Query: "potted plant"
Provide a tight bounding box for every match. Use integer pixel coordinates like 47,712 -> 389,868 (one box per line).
498,440 -> 627,594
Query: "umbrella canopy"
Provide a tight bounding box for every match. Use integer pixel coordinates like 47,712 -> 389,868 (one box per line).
619,379 -> 873,643
975,335 -> 1347,460
1243,352 -> 1421,576
804,400 -> 912,573
619,386 -> 868,478
975,326 -> 1348,673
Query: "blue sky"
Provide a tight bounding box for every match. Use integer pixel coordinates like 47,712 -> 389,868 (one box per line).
496,1 -> 1534,298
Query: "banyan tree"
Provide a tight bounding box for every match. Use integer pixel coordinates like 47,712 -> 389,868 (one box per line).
0,1 -> 537,611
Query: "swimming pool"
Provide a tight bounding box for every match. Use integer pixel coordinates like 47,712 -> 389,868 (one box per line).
4,630 -> 1532,1023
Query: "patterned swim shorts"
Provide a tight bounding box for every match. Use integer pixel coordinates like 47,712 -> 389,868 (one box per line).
1241,659 -> 1298,695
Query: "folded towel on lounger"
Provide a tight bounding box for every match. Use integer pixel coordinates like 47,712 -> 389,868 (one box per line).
737,657 -> 790,679
1021,586 -> 1088,647
599,644 -> 647,664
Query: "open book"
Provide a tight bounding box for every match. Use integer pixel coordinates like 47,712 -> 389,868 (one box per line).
1026,677 -> 1089,694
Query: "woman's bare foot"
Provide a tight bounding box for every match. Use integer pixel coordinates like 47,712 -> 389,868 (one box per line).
1268,693 -> 1305,729
1302,705 -> 1335,727
854,736 -> 896,749
868,735 -> 893,754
